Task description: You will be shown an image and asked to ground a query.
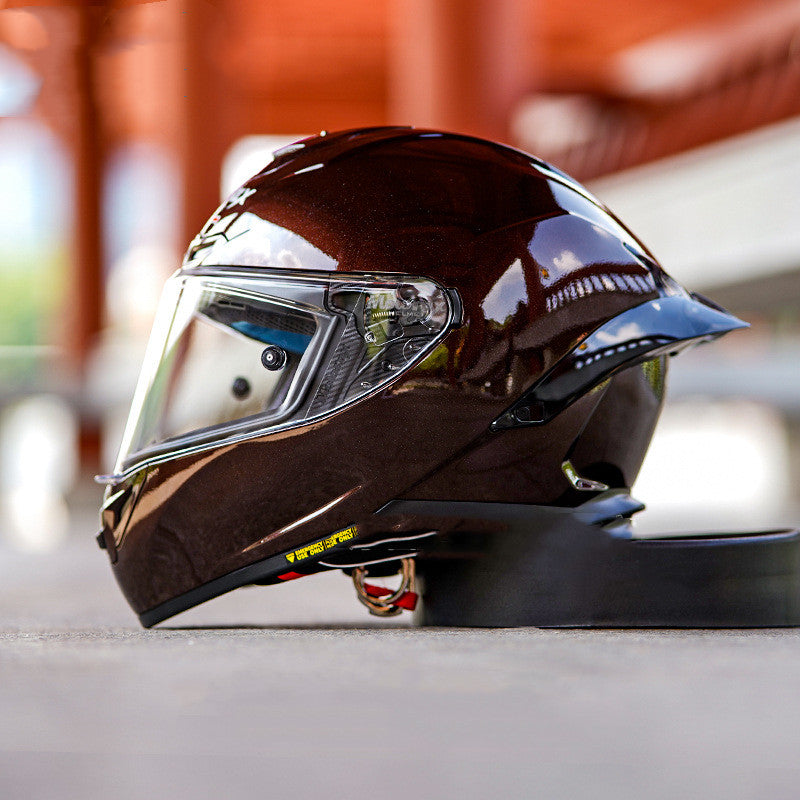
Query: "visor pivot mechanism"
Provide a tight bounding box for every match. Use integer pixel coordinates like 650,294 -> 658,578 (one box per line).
261,345 -> 287,371
352,558 -> 418,617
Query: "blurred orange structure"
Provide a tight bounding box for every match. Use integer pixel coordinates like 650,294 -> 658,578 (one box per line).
2,0 -> 799,468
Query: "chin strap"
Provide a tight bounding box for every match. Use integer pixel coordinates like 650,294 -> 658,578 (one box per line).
352,558 -> 418,616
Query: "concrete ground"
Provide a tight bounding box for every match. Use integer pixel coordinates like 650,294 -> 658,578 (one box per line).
2,493 -> 800,800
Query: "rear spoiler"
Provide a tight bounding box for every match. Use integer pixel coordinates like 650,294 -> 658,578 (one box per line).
492,294 -> 747,429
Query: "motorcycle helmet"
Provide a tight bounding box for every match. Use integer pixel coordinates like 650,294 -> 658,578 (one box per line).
97,126 -> 761,627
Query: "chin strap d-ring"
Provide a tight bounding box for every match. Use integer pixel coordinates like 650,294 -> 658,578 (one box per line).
352,558 -> 418,617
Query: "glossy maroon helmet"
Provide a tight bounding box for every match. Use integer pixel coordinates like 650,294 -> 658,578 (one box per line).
96,127 -> 745,626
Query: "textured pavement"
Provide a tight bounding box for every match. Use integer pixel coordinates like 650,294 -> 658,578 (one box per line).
2,504 -> 800,800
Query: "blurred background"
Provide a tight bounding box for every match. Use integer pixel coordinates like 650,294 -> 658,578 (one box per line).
1,0 -> 799,554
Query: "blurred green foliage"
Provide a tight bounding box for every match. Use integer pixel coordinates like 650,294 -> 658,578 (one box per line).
0,247 -> 67,385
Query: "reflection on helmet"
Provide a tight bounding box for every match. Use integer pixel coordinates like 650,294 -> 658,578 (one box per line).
96,127 -> 746,627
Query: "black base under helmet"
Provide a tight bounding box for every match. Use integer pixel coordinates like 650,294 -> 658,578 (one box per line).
96,127 -> 800,627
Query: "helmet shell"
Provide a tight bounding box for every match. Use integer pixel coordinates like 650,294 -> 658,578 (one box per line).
103,128 -> 672,617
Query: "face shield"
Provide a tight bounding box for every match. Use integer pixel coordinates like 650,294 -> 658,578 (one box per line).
110,268 -> 458,479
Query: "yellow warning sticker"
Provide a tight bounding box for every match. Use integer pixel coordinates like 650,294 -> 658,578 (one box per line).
285,525 -> 358,564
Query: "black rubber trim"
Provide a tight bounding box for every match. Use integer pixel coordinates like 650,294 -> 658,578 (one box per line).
139,526 -> 360,627
138,551 -> 299,627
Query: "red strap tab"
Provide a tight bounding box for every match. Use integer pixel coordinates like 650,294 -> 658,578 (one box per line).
363,582 -> 393,598
394,591 -> 418,611
277,571 -> 305,581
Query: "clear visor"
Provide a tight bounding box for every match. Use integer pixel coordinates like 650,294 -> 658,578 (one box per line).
114,269 -> 454,476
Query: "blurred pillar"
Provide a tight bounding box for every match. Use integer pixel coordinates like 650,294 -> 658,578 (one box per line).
388,0 -> 535,143
62,4 -> 106,470
67,5 -> 104,374
174,0 -> 236,251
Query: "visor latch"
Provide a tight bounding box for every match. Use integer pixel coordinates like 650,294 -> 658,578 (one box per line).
352,558 -> 418,617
